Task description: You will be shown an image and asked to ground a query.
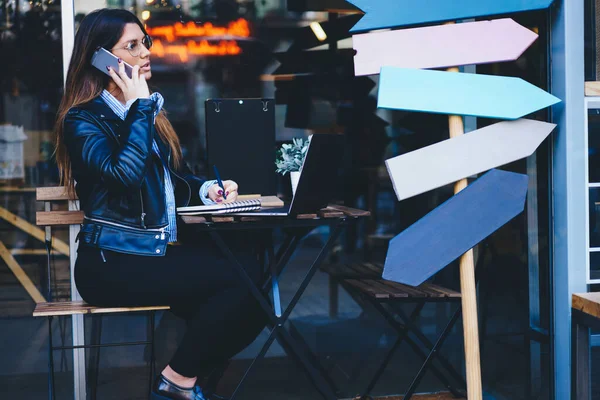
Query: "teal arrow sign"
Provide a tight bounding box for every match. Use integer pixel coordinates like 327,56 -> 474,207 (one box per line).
347,0 -> 555,32
378,67 -> 560,119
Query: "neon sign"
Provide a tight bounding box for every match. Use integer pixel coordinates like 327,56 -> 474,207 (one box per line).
152,39 -> 242,61
146,19 -> 251,42
146,18 -> 249,60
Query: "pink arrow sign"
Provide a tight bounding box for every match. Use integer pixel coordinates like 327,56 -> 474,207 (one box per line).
353,18 -> 538,76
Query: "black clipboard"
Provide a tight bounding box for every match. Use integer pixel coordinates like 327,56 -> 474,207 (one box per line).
205,98 -> 277,196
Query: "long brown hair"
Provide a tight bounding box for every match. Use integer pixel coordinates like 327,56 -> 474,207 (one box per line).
54,8 -> 182,193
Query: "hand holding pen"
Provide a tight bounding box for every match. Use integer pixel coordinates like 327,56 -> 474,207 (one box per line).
208,165 -> 238,203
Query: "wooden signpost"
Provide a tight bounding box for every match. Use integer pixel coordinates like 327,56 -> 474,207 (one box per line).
385,119 -> 557,200
346,0 -> 555,32
378,67 -> 561,119
346,0 -> 558,397
352,19 -> 538,75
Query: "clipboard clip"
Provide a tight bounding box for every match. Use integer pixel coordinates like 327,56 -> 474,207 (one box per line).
214,102 -> 221,113
262,100 -> 269,112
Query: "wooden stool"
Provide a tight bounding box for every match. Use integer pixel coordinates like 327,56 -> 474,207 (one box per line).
34,187 -> 169,400
571,292 -> 600,399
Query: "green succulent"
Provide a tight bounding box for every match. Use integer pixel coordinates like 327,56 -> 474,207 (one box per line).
275,137 -> 310,175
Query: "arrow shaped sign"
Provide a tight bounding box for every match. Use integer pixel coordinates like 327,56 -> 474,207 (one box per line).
346,0 -> 555,32
383,169 -> 528,287
353,19 -> 538,76
386,119 -> 556,201
378,67 -> 561,119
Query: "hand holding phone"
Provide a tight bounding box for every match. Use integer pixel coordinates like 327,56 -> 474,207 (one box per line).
91,47 -> 150,103
91,47 -> 133,78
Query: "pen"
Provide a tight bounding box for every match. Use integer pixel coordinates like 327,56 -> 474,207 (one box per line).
213,165 -> 227,200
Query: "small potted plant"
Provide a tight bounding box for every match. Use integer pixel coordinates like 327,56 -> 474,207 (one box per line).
275,137 -> 310,195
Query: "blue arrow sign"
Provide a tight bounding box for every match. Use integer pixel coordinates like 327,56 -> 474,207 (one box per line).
378,67 -> 560,119
347,0 -> 555,32
383,169 -> 528,287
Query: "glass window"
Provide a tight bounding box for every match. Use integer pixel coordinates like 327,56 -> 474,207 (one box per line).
0,0 -> 67,395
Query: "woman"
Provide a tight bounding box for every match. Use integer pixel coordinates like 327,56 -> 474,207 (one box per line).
55,8 -> 265,400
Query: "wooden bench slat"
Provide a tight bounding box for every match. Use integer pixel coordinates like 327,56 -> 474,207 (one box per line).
322,263 -> 377,278
573,293 -> 600,320
411,283 -> 451,298
296,213 -> 318,220
322,262 -> 459,300
361,262 -> 384,275
375,279 -> 430,298
361,279 -> 418,298
378,279 -> 436,298
210,216 -> 235,223
180,215 -> 207,224
344,262 -> 373,276
326,204 -> 371,218
36,211 -> 84,226
374,279 -> 427,297
36,187 -> 77,201
33,300 -> 169,317
345,279 -> 393,299
318,207 -> 345,219
585,81 -> 600,96
424,283 -> 461,298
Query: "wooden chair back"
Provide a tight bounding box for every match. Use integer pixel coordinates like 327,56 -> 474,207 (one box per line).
35,187 -> 82,302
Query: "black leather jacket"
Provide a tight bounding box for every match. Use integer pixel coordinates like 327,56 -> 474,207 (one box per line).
63,96 -> 206,256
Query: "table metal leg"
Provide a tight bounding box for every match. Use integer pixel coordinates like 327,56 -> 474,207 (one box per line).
267,242 -> 282,317
208,221 -> 345,400
390,303 -> 466,390
402,306 -> 463,399
261,234 -> 301,293
229,327 -> 279,400
371,300 -> 464,398
360,303 -> 425,399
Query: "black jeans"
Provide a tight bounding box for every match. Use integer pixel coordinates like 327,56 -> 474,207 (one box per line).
74,238 -> 267,378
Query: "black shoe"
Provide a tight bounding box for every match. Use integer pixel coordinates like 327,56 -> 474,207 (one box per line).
151,374 -> 207,400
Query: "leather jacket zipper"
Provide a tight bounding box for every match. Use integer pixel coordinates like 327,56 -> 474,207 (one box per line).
85,216 -> 166,235
139,188 -> 147,229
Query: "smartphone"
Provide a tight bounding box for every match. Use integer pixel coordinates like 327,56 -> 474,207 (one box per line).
91,47 -> 133,79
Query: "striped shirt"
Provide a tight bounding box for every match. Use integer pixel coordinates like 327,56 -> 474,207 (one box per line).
99,90 -> 215,242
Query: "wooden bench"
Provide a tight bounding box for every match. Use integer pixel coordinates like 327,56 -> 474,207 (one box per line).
571,292 -> 600,399
34,186 -> 169,400
320,261 -> 465,400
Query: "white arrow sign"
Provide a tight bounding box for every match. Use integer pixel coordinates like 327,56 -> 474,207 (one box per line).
385,119 -> 556,201
352,19 -> 538,76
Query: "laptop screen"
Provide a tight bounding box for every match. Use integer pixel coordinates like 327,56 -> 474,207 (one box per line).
289,134 -> 344,215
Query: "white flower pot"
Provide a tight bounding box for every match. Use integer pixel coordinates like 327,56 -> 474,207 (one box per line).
290,171 -> 300,195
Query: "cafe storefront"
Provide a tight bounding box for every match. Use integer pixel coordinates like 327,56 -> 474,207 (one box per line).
0,0 -> 594,398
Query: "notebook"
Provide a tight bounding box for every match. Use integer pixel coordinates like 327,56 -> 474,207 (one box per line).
177,199 -> 261,215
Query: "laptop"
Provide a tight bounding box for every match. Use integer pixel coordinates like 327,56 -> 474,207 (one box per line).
232,134 -> 344,216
